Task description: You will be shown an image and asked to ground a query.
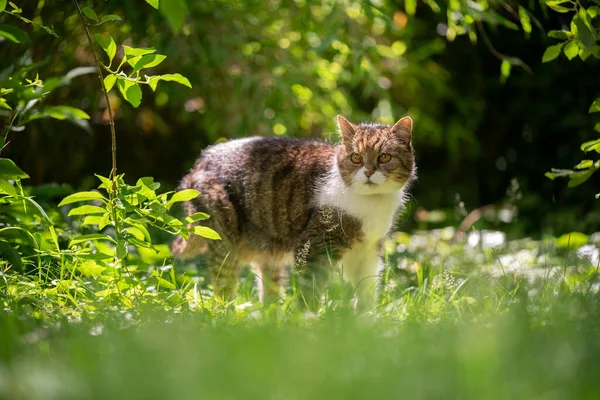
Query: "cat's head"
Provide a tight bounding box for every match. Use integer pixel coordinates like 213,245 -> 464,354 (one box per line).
336,115 -> 416,195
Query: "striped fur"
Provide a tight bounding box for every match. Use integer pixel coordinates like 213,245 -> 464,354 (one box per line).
172,116 -> 416,308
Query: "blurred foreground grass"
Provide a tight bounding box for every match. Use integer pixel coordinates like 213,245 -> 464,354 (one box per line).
2,228 -> 600,399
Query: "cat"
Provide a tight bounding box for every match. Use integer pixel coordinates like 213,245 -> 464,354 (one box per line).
171,115 -> 416,309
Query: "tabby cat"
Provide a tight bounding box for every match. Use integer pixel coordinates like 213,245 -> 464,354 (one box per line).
172,115 -> 416,309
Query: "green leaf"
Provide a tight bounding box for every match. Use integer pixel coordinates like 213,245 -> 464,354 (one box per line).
518,6 -> 532,37
135,177 -> 160,200
563,41 -> 579,60
574,160 -> 593,169
95,174 -> 113,190
595,123 -> 600,133
58,191 -> 107,206
146,0 -> 159,9
579,47 -> 591,61
581,140 -> 600,154
26,106 -> 90,122
137,176 -> 160,191
542,43 -> 564,63
117,79 -> 143,108
170,189 -> 200,204
124,226 -> 146,241
568,169 -> 596,187
159,0 -> 188,33
147,73 -> 192,91
125,219 -> 151,241
574,13 -> 595,50
23,197 -> 52,224
588,6 -> 600,18
500,60 -> 511,79
0,158 -> 28,180
0,0 -> 6,13
0,24 -> 29,43
99,14 -> 123,24
48,225 -> 60,250
155,276 -> 176,290
581,138 -> 600,152
556,232 -> 589,248
0,98 -> 11,110
94,33 -> 117,65
104,74 -> 117,92
185,212 -> 210,224
545,171 -> 557,180
192,226 -> 221,240
127,53 -> 167,72
70,233 -> 116,247
82,7 -> 98,23
150,202 -> 167,216
578,7 -> 593,30
68,205 -> 107,216
405,0 -> 416,15
128,236 -> 156,251
548,30 -> 574,40
0,179 -> 17,196
589,98 -> 600,113
545,0 -> 573,13
77,261 -> 107,276
116,240 -> 128,259
123,46 -> 156,57
77,253 -> 112,262
82,215 -> 103,226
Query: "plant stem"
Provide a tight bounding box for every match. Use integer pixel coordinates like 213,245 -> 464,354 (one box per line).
72,0 -> 117,181
73,0 -> 122,269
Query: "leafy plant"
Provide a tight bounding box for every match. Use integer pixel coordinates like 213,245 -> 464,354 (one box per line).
59,0 -> 214,273
81,5 -> 191,109
0,1 -> 216,288
0,1 -> 92,151
543,0 -> 600,194
0,158 -> 56,272
59,174 -> 219,266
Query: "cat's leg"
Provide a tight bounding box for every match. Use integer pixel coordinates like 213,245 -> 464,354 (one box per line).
341,241 -> 382,310
254,264 -> 286,304
207,249 -> 240,302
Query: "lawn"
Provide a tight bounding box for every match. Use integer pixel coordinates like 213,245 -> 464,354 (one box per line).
2,226 -> 600,399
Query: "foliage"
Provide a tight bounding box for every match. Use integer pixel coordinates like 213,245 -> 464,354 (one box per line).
0,1 -> 213,288
81,4 -> 191,109
0,1 -> 90,149
542,0 -> 600,195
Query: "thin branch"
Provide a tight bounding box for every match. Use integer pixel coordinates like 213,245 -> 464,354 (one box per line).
72,0 -> 117,180
476,20 -> 532,74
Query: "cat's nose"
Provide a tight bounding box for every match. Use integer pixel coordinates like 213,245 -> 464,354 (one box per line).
364,170 -> 375,178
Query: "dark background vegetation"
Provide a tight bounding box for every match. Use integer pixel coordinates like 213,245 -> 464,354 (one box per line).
2,0 -> 599,236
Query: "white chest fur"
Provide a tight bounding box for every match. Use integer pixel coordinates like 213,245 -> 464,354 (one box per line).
315,168 -> 405,241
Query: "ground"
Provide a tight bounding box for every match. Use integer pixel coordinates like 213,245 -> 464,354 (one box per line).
2,226 -> 600,399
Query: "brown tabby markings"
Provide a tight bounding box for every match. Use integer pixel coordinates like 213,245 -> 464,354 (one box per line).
172,116 -> 416,309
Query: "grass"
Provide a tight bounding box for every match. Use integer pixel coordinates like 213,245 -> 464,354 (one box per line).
2,227 -> 600,399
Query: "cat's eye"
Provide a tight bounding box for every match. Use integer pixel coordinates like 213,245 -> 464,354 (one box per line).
350,153 -> 363,164
378,153 -> 391,164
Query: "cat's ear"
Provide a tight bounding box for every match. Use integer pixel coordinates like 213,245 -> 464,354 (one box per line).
337,115 -> 356,145
391,116 -> 413,138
